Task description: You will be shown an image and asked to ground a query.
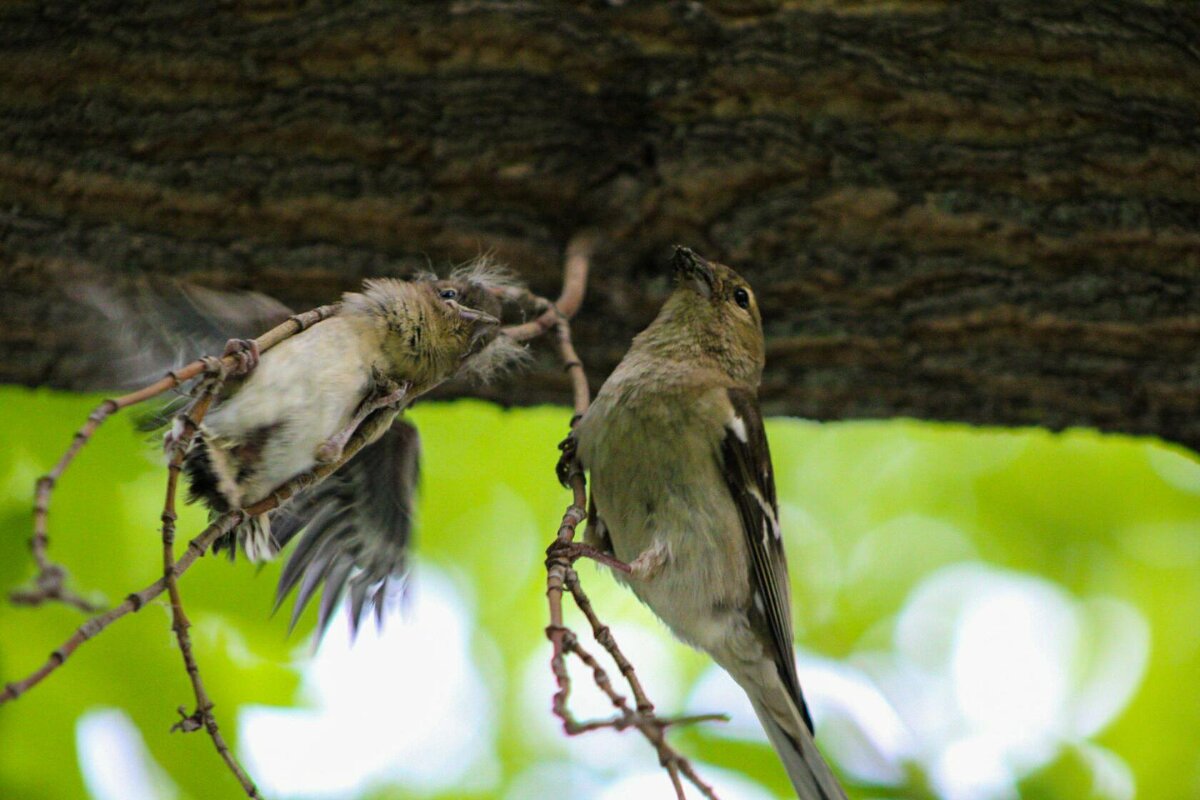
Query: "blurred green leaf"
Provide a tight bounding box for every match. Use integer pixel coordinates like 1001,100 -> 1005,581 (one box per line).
1,389 -> 1197,799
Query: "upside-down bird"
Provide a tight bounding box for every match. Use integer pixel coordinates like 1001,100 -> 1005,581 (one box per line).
56,261 -> 525,637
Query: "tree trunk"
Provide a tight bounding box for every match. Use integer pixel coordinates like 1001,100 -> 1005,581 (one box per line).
2,1 -> 1198,449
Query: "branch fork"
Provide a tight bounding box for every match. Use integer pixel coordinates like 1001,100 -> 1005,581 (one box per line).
4,305 -> 338,797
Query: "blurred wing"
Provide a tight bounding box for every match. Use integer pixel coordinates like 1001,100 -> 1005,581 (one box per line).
272,417 -> 421,640
66,274 -> 294,391
8,270 -> 296,432
719,387 -> 814,733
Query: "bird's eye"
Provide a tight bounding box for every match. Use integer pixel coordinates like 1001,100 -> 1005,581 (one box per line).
439,288 -> 458,300
733,287 -> 751,309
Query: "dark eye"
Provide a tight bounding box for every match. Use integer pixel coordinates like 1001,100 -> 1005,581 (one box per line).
439,288 -> 458,300
733,287 -> 751,309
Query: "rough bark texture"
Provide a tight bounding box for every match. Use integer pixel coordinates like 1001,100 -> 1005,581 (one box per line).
2,1 -> 1198,449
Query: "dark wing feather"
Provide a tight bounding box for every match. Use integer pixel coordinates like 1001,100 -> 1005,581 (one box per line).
272,418 -> 421,641
720,387 -> 814,733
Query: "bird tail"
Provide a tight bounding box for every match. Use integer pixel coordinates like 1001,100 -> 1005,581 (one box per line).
750,697 -> 848,800
210,512 -> 279,564
241,513 -> 279,563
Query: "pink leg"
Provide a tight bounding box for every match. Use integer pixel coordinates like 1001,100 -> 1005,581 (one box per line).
315,381 -> 410,464
547,540 -> 634,574
222,338 -> 260,375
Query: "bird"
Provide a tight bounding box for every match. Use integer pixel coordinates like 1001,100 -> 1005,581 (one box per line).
573,247 -> 848,799
266,263 -> 529,635
185,272 -> 502,561
47,260 -> 526,637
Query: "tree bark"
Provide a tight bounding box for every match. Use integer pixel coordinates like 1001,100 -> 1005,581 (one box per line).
2,1 -> 1198,449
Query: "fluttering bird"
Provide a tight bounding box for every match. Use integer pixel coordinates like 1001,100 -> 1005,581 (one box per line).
574,248 -> 848,799
56,260 -> 525,637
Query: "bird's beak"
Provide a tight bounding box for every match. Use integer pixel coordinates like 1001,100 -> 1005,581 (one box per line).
457,302 -> 501,355
451,301 -> 500,326
672,246 -> 715,298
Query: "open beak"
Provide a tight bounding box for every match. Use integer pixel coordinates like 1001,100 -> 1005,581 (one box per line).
450,300 -> 500,326
672,246 -> 715,298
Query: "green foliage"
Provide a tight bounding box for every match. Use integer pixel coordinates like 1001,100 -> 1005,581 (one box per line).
1,388 -> 1197,799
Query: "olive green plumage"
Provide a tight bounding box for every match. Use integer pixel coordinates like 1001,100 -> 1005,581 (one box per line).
576,248 -> 847,800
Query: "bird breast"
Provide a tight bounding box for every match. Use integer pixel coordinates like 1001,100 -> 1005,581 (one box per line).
202,317 -> 374,505
577,375 -> 752,652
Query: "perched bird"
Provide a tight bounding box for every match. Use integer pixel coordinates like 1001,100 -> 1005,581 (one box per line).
574,248 -> 847,799
187,272 -> 501,560
267,264 -> 528,634
48,261 -> 524,636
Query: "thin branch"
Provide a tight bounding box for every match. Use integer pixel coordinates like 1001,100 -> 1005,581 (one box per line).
157,375 -> 261,797
8,232 -> 718,799
556,310 -> 590,420
11,304 -> 340,613
7,303 -> 340,797
540,235 -> 724,799
0,409 -> 378,710
502,229 -> 595,342
548,594 -> 727,738
568,565 -> 723,798
1,512 -> 243,704
564,568 -> 654,714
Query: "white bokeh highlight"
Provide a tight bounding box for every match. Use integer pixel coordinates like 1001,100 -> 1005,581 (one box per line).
690,561 -> 1150,800
829,563 -> 1147,800
504,759 -> 777,800
594,764 -> 778,800
76,708 -> 179,800
238,568 -> 498,799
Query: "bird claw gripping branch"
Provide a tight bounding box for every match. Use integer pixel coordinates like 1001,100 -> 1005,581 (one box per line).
221,337 -> 260,375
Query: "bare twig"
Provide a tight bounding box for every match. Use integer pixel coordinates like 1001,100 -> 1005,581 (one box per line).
7,303 -> 338,798
0,410 -> 378,710
1,512 -> 242,705
8,564 -> 98,613
11,304 -> 340,613
502,229 -> 594,343
547,580 -> 727,738
567,567 -> 724,797
541,234 -> 724,799
8,231 -> 717,798
156,374 -> 261,797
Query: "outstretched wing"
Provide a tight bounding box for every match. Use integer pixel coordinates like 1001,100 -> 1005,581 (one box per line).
42,269 -> 293,392
15,269 -> 297,431
719,387 -> 813,733
271,417 -> 421,640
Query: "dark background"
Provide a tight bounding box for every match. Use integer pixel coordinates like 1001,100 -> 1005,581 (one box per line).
1,0 -> 1197,447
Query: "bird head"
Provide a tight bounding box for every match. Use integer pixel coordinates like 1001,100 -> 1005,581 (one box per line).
651,246 -> 765,385
429,280 -> 501,356
426,258 -> 530,382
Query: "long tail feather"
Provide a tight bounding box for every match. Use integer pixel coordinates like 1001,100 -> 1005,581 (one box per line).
750,698 -> 847,800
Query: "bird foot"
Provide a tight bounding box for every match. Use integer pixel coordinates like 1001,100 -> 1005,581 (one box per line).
222,338 -> 260,376
628,540 -> 669,581
367,377 -> 409,409
313,439 -> 345,465
556,434 -> 581,487
545,540 -> 633,574
314,379 -> 410,464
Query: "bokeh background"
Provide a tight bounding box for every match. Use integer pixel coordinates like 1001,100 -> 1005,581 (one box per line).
2,387 -> 1197,799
